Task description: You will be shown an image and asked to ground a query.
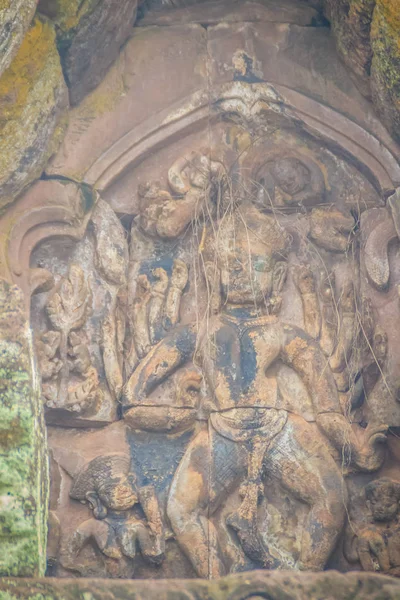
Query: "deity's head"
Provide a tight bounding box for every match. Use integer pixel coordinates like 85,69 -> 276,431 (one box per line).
253,152 -> 325,211
70,454 -> 138,519
203,204 -> 290,308
365,478 -> 400,523
270,157 -> 310,197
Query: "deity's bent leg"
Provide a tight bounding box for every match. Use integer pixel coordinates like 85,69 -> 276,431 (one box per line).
167,425 -> 247,578
265,414 -> 347,571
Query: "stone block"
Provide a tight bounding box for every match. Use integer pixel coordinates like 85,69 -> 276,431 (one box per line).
0,16 -> 68,212
206,19 -> 399,155
0,0 -> 37,78
138,0 -> 319,27
0,570 -> 400,599
39,0 -> 139,105
46,24 -> 208,181
371,0 -> 400,143
324,0 -> 375,95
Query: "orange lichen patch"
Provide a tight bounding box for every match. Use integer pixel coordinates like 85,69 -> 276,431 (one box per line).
285,336 -> 309,362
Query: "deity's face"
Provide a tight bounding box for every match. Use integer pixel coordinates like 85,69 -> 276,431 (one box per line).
367,488 -> 399,522
205,206 -> 289,307
219,241 -> 276,305
98,474 -> 138,511
270,157 -> 310,197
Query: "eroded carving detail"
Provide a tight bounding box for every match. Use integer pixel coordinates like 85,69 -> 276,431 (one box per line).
37,265 -> 100,414
345,478 -> 400,576
129,258 -> 189,363
61,454 -> 165,577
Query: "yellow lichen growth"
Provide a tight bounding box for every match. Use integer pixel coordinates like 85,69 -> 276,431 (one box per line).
0,18 -> 57,123
0,15 -> 67,209
375,0 -> 400,37
284,337 -> 309,363
372,0 -> 400,58
371,0 -> 400,119
38,0 -> 100,33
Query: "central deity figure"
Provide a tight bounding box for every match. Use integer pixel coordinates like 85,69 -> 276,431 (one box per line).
123,152 -> 387,578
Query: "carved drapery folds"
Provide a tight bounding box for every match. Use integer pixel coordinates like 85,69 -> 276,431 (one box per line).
7,81 -> 400,578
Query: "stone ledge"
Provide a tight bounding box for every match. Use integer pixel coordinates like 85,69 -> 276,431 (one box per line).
1,571 -> 400,600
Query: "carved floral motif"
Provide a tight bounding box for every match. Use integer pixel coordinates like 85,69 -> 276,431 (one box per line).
37,265 -> 100,414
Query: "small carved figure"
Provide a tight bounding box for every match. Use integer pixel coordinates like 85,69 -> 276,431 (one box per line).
139,152 -> 227,239
149,267 -> 169,344
254,154 -> 325,210
163,259 -> 189,330
62,454 -> 165,576
254,152 -> 356,253
68,331 -> 92,375
318,271 -> 337,358
293,265 -> 321,339
132,274 -> 152,359
345,478 -> 400,576
129,259 -> 189,363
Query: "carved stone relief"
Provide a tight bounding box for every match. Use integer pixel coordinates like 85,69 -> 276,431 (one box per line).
30,196 -> 128,426
13,43 -> 400,579
344,477 -> 400,576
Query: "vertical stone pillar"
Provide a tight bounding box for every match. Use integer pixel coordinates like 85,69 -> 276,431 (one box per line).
0,280 -> 48,576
